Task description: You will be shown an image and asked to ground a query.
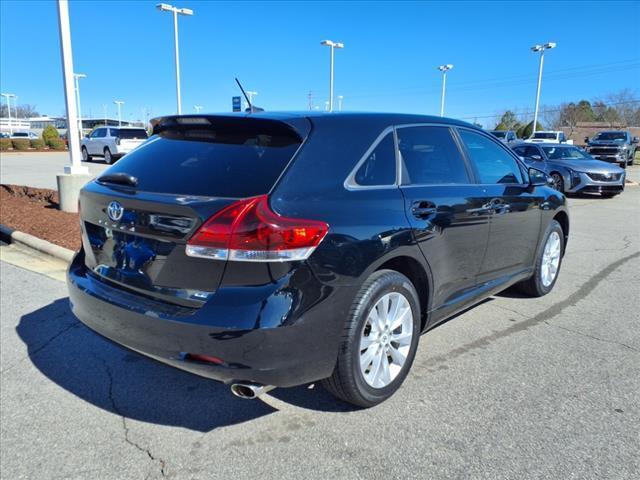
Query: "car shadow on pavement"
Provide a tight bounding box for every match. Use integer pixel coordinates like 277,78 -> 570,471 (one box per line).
17,299 -> 353,432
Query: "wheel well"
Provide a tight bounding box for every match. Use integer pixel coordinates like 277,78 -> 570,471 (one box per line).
553,211 -> 569,252
376,256 -> 430,330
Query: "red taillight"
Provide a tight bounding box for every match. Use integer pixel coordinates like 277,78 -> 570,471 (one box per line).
186,195 -> 329,262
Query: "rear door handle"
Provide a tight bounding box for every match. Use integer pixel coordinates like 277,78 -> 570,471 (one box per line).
411,201 -> 437,219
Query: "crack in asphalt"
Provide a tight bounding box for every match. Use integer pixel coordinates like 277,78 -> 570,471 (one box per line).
492,301 -> 639,353
569,235 -> 633,254
542,320 -> 639,353
0,313 -> 79,376
419,250 -> 640,368
94,355 -> 168,478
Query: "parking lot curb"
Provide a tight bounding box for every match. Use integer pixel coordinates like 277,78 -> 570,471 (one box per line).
0,223 -> 74,263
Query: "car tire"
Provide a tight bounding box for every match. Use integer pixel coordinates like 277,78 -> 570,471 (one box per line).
104,148 -> 113,164
550,173 -> 564,193
516,220 -> 564,297
321,269 -> 421,408
81,147 -> 91,162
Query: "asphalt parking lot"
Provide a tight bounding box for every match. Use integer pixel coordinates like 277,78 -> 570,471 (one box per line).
0,161 -> 639,479
0,152 -> 108,189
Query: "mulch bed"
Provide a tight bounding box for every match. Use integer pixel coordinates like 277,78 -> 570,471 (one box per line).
0,184 -> 81,251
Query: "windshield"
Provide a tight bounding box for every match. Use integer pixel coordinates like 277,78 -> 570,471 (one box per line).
542,146 -> 590,160
531,132 -> 557,140
490,131 -> 507,138
593,132 -> 626,141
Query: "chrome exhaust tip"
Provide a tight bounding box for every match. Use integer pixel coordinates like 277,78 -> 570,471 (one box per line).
230,383 -> 276,400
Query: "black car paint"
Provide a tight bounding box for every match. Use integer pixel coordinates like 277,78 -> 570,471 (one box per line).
68,112 -> 568,389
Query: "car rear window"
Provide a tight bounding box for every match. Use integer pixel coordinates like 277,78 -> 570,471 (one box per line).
116,129 -> 148,139
104,124 -> 302,197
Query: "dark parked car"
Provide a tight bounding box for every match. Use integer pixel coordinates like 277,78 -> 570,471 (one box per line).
513,143 -> 625,197
585,131 -> 638,167
67,112 -> 569,407
489,129 -> 518,145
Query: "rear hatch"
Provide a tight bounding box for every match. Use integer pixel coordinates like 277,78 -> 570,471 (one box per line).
79,115 -> 308,307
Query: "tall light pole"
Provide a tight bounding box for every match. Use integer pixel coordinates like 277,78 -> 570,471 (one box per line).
437,64 -> 453,117
156,3 -> 193,115
1,93 -> 16,134
114,100 -> 124,126
73,73 -> 86,135
194,104 -> 203,113
531,42 -> 556,134
56,0 -> 90,214
320,40 -> 344,112
337,95 -> 344,112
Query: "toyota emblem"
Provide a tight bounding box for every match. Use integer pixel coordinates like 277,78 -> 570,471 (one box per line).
107,201 -> 124,222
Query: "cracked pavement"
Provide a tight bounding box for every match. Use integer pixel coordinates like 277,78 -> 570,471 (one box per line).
1,176 -> 639,479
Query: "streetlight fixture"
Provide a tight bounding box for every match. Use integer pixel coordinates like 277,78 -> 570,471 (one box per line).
114,100 -> 124,126
73,73 -> 86,135
531,42 -> 556,134
320,39 -> 344,112
1,93 -> 16,134
156,3 -> 193,115
437,64 -> 453,117
194,104 -> 203,113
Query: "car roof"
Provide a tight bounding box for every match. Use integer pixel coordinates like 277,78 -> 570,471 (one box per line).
151,111 -> 477,129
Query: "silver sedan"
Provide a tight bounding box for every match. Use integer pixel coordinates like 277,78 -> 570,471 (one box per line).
513,143 -> 626,198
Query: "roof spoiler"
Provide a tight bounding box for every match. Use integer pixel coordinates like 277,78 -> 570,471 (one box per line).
149,114 -> 311,140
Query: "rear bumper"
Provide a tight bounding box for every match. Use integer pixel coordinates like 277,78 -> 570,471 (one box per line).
67,251 -> 348,387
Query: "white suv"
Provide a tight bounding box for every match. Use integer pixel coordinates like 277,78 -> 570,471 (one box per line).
81,126 -> 148,164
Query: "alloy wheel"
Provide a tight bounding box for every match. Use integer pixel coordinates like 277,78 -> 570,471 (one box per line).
541,231 -> 561,287
359,292 -> 413,389
551,174 -> 564,192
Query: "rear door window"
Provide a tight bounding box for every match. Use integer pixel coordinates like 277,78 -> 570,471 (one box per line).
104,123 -> 302,198
397,126 -> 470,185
458,129 -> 524,184
354,132 -> 396,186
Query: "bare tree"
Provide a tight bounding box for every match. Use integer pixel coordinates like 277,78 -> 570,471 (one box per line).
0,104 -> 39,118
597,89 -> 639,126
541,105 -> 561,130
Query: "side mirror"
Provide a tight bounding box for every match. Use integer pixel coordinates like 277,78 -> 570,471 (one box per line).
584,136 -> 589,143
528,167 -> 548,187
632,137 -> 639,144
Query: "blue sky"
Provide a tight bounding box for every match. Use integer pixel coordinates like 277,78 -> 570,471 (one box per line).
1,0 -> 639,127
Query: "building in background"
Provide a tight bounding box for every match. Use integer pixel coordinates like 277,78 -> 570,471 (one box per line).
0,115 -> 142,135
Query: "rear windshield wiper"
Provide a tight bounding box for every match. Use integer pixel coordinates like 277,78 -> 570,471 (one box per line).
97,172 -> 139,187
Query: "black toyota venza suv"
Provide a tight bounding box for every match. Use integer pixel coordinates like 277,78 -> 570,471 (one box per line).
68,112 -> 569,407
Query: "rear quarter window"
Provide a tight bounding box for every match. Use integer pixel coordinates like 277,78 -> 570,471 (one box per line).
354,132 -> 396,186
